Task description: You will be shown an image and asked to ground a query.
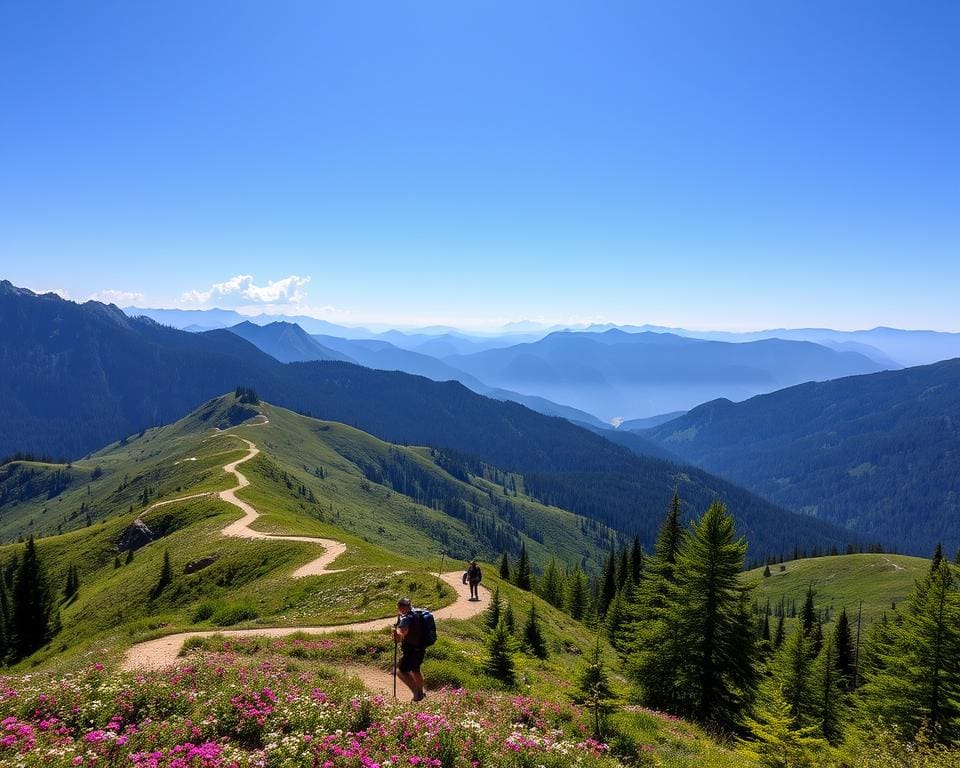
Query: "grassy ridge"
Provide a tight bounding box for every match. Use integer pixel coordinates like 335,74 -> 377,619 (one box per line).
744,552 -> 927,629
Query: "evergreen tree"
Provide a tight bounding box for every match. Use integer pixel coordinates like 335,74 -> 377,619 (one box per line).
739,685 -> 829,767
522,602 -> 548,659
125,548 -> 134,565
10,536 -> 52,659
809,618 -> 823,658
617,547 -> 630,590
114,555 -> 121,569
599,549 -> 618,616
629,535 -> 643,584
503,600 -> 516,634
931,542 -> 944,573
832,608 -> 856,692
773,614 -> 786,650
514,542 -> 531,591
566,568 -> 589,621
604,590 -> 630,653
151,550 -> 173,598
499,551 -> 511,581
860,560 -> 960,743
484,585 -> 503,630
800,585 -> 817,636
634,502 -> 758,731
572,634 -> 616,740
776,628 -> 815,726
484,617 -> 518,686
63,565 -> 79,600
538,558 -> 565,609
811,634 -> 845,744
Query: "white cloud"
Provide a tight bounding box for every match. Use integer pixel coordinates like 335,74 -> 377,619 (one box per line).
181,274 -> 312,307
37,287 -> 71,299
89,289 -> 145,306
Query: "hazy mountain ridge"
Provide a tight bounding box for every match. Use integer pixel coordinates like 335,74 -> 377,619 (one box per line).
1,280 -> 847,556
642,358 -> 960,554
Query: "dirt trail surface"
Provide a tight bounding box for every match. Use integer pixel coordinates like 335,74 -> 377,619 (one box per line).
122,425 -> 488,673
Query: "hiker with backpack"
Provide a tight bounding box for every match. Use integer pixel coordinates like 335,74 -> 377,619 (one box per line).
392,596 -> 436,702
462,560 -> 482,601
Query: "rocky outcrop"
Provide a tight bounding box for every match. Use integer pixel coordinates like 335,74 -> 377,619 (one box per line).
117,518 -> 153,552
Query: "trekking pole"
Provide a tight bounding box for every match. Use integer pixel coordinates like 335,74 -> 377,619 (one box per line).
436,550 -> 446,587
393,618 -> 398,699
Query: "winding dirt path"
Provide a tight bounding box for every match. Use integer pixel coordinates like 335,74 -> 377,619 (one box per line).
121,425 -> 488,673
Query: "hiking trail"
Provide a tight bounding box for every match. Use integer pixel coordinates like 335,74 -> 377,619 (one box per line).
121,420 -> 488,674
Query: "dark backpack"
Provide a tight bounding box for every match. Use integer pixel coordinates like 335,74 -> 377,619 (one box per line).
407,608 -> 437,648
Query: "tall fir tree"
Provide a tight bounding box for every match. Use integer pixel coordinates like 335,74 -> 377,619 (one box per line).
522,602 -> 548,659
617,547 -> 630,590
566,568 -> 589,621
630,535 -> 643,584
514,542 -> 531,591
634,502 -> 758,731
599,549 -> 618,616
484,617 -> 518,686
832,607 -> 856,692
538,558 -> 565,609
499,552 -> 511,581
503,600 -> 516,634
800,585 -> 817,636
573,633 -> 616,740
776,628 -> 816,727
773,614 -> 786,650
811,634 -> 845,744
0,577 -> 9,662
484,585 -> 503,630
11,536 -> 52,659
860,560 -> 960,743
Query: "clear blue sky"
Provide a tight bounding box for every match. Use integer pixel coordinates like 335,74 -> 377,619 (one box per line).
2,1 -> 958,330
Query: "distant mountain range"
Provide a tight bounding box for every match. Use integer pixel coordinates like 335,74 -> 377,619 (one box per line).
443,329 -> 887,421
127,305 -> 960,423
0,280 -> 849,556
641,358 -> 960,555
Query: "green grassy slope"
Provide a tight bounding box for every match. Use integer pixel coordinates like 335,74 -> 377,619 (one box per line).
744,552 -> 928,628
0,393 -> 616,670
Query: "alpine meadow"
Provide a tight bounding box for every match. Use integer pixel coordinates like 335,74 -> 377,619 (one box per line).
2,3 -> 960,768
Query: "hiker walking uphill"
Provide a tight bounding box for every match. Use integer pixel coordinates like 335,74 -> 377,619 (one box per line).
462,560 -> 482,601
393,597 -> 437,702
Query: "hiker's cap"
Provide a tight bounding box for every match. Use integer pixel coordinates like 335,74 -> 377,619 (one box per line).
397,597 -> 412,607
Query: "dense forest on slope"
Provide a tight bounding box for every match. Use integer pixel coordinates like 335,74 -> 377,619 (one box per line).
0,282 -> 848,556
643,359 -> 960,555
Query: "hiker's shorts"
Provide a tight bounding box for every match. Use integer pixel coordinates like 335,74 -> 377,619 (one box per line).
399,646 -> 426,673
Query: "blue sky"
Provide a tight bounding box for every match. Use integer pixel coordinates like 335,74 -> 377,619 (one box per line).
1,2 -> 958,330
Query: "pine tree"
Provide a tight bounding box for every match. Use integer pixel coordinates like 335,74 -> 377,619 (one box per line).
809,618 -> 823,658
800,585 -> 816,636
522,602 -> 548,659
776,628 -> 815,726
114,555 -> 121,569
484,617 -> 518,686
773,614 -> 786,650
503,600 -> 516,634
832,608 -> 856,692
931,542 -> 944,573
811,634 -> 845,744
514,542 -> 531,591
630,535 -> 643,584
573,634 -> 616,740
604,589 -> 630,651
499,552 -> 511,581
10,536 -> 52,659
566,568 -> 589,621
125,548 -> 134,565
634,502 -> 758,730
860,560 -> 960,743
538,558 -> 565,609
484,585 -> 503,630
151,550 -> 173,598
617,547 -> 630,590
739,685 -> 829,767
599,549 -> 617,616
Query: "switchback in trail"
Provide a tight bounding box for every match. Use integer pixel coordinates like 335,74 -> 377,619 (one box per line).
122,425 -> 488,673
